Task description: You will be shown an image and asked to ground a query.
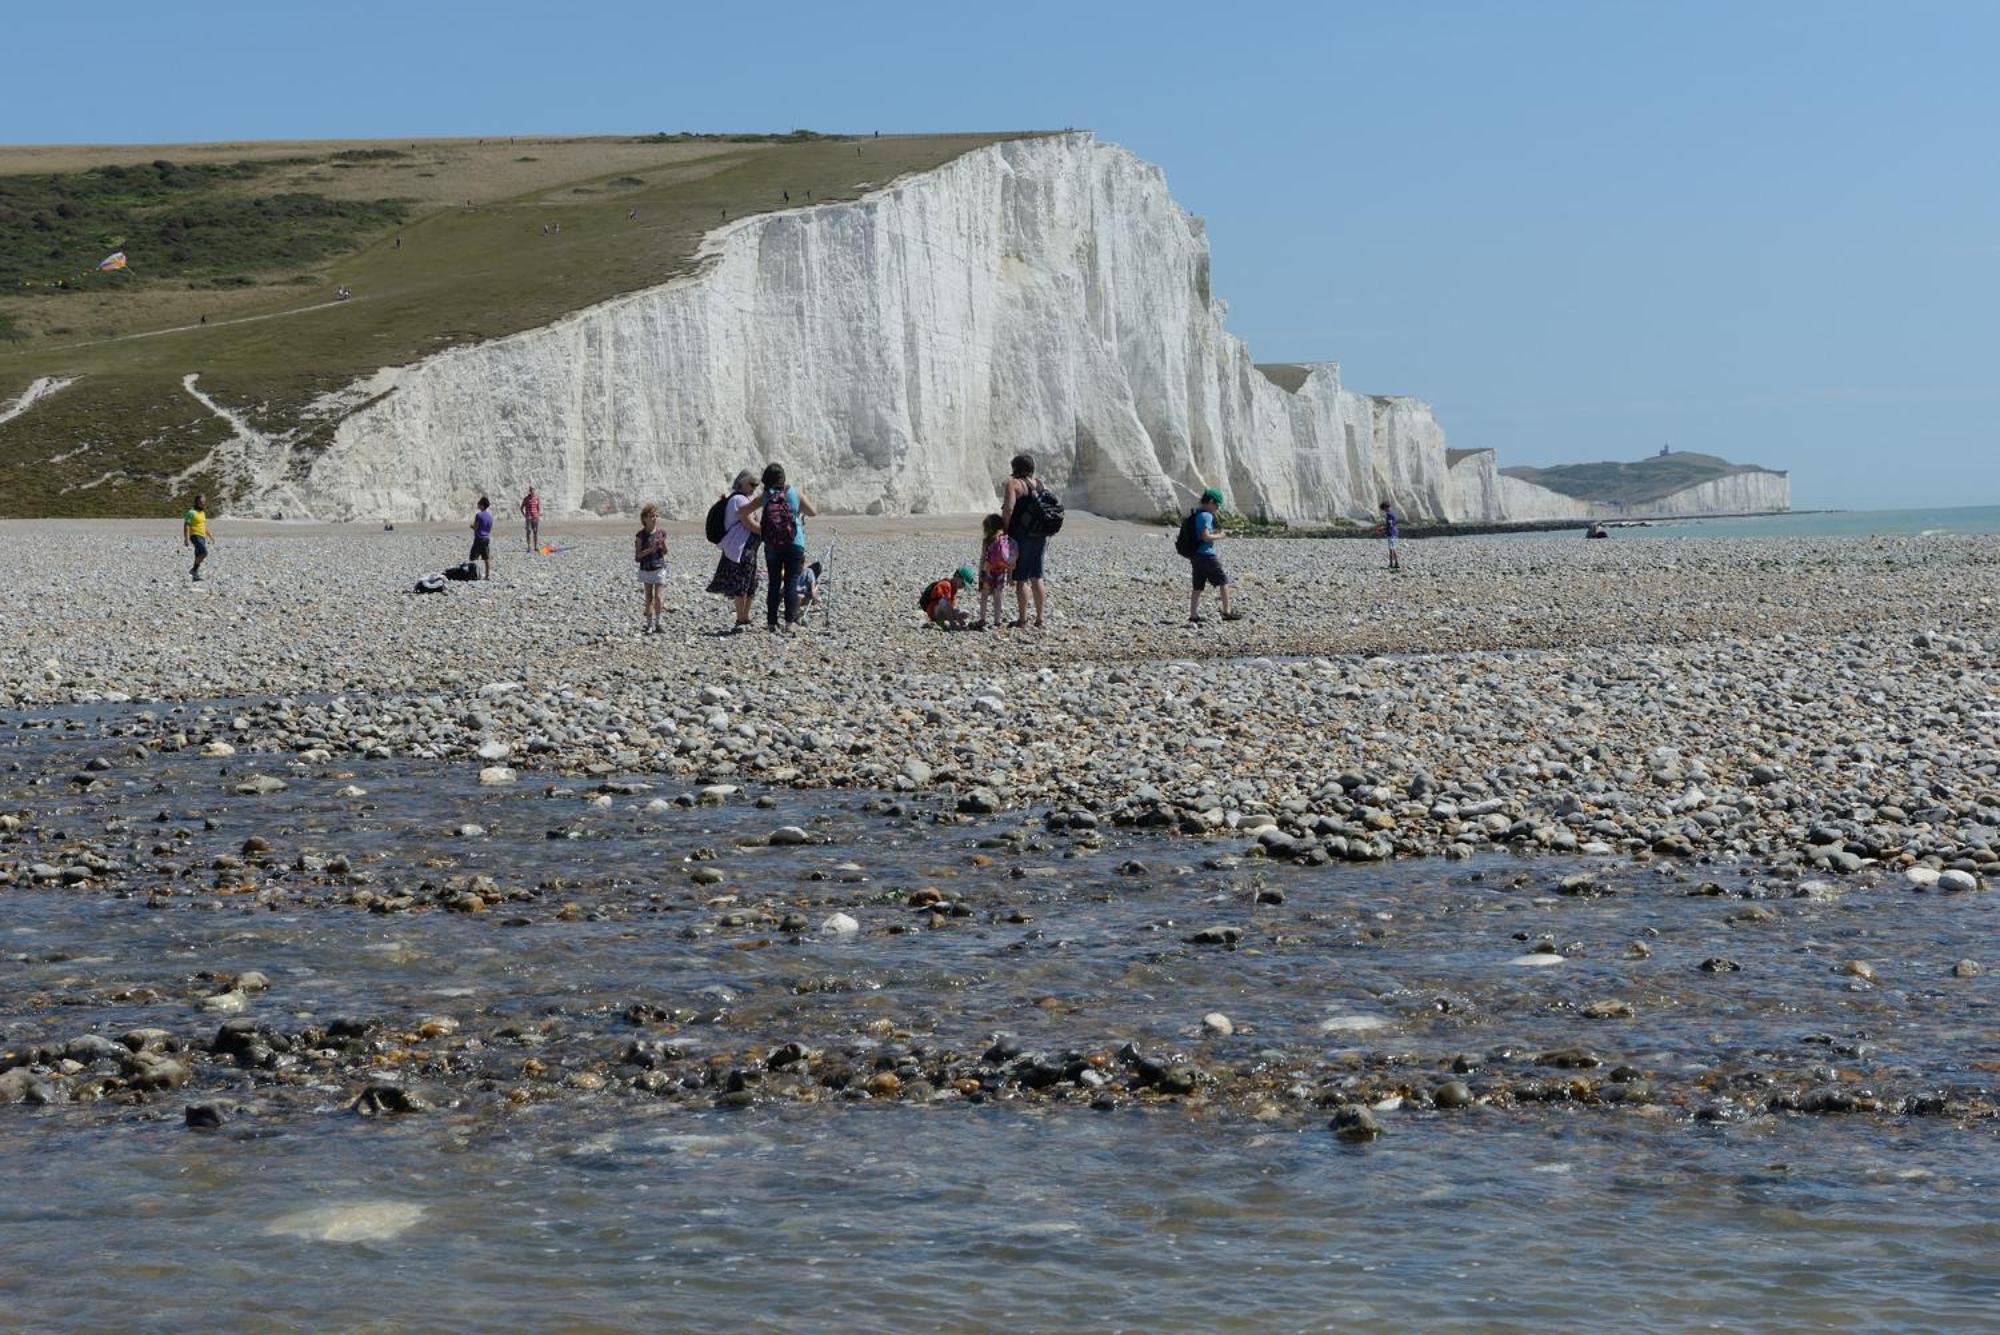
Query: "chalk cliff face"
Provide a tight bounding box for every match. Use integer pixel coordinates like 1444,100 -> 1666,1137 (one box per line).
1621,471 -> 1791,517
1445,449 -> 1790,523
250,134 -> 1784,526
257,135 -> 1466,523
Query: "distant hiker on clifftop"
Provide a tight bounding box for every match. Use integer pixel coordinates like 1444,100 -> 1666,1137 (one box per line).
1378,500 -> 1401,572
520,487 -> 542,550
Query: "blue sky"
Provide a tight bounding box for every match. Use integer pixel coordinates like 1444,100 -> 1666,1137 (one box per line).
9,0 -> 1995,508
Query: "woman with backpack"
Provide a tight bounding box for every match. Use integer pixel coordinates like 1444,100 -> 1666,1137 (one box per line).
745,462 -> 816,633
704,470 -> 761,633
1000,453 -> 1061,630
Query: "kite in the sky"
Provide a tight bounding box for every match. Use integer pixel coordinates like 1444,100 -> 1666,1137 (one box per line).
97,252 -> 128,272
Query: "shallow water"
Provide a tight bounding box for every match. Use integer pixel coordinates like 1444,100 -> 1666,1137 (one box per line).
2,712 -> 1996,1330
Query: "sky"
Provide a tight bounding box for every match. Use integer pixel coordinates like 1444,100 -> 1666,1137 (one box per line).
8,0 -> 1997,510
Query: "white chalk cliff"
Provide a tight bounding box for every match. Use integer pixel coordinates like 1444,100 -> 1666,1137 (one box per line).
247,135 -> 1784,525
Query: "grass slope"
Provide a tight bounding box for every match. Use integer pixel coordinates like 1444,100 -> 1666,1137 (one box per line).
1501,451 -> 1778,506
0,131 -> 1028,516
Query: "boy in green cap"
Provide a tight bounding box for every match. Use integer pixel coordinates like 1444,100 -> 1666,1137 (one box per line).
921,566 -> 978,629
1185,487 -> 1242,624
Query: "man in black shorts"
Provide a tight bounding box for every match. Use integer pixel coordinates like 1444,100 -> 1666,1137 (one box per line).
470,496 -> 495,579
1187,487 -> 1241,624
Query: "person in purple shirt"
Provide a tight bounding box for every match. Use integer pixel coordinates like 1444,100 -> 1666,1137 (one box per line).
1378,500 -> 1401,572
470,496 -> 495,579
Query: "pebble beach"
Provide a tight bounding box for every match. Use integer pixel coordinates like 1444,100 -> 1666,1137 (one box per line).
5,518 -> 1997,880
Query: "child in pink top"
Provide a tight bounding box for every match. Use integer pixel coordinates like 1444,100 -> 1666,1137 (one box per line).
978,513 -> 1015,629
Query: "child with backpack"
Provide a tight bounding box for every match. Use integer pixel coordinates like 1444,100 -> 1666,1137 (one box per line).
977,513 -> 1014,628
920,566 -> 977,630
1176,487 -> 1242,625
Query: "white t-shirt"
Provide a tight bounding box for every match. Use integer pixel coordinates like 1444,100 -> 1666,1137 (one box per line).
722,493 -> 754,563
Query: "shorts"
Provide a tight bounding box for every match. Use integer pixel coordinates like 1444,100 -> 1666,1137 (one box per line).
1385,537 -> 1399,552
928,600 -> 958,625
1191,553 -> 1229,590
638,566 -> 664,585
190,536 -> 209,559
1012,532 -> 1048,582
979,569 -> 1008,591
470,537 -> 492,561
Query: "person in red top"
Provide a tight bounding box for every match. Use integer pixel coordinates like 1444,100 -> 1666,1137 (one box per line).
520,487 -> 542,550
921,567 -> 976,630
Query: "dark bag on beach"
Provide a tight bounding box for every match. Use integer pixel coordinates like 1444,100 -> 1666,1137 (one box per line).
1018,484 -> 1064,537
705,496 -> 729,545
1174,510 -> 1201,559
413,574 -> 446,595
444,561 -> 479,582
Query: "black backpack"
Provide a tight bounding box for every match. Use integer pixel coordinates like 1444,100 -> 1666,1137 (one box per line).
413,574 -> 446,595
705,496 -> 729,544
1017,483 -> 1064,537
1174,510 -> 1202,559
444,561 -> 479,582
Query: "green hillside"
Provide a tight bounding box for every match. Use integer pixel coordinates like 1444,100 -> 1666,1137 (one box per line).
1501,451 -> 1780,506
0,131 -> 1029,516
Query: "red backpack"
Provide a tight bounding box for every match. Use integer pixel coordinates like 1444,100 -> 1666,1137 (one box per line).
762,489 -> 798,547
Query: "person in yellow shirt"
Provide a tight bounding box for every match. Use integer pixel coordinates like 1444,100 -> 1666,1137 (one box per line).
181,494 -> 212,582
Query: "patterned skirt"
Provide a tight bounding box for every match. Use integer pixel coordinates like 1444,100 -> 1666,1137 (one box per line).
706,548 -> 759,598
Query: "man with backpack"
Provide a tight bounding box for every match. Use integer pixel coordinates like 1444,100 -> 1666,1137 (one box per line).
1177,486 -> 1242,625
1000,452 -> 1062,630
745,462 -> 816,633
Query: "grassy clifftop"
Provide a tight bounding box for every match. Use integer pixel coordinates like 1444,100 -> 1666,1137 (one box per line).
1501,451 -> 1783,506
0,131 -> 1028,516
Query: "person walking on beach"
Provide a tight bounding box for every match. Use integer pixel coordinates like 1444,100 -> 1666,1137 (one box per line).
520,486 -> 542,550
1378,500 -> 1401,572
745,462 -> 816,633
705,470 -> 761,633
181,494 -> 213,582
634,503 -> 668,633
1000,453 -> 1058,629
1182,487 -> 1242,624
470,496 -> 495,579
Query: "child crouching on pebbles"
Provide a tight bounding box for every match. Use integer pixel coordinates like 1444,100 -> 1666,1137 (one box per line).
921,566 -> 977,630
634,504 -> 668,633
978,513 -> 1014,628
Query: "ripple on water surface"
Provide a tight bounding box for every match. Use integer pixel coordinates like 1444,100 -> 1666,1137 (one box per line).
0,710 -> 1995,1330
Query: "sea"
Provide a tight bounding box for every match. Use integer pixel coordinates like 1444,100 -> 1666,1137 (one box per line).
1598,504 -> 2000,540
